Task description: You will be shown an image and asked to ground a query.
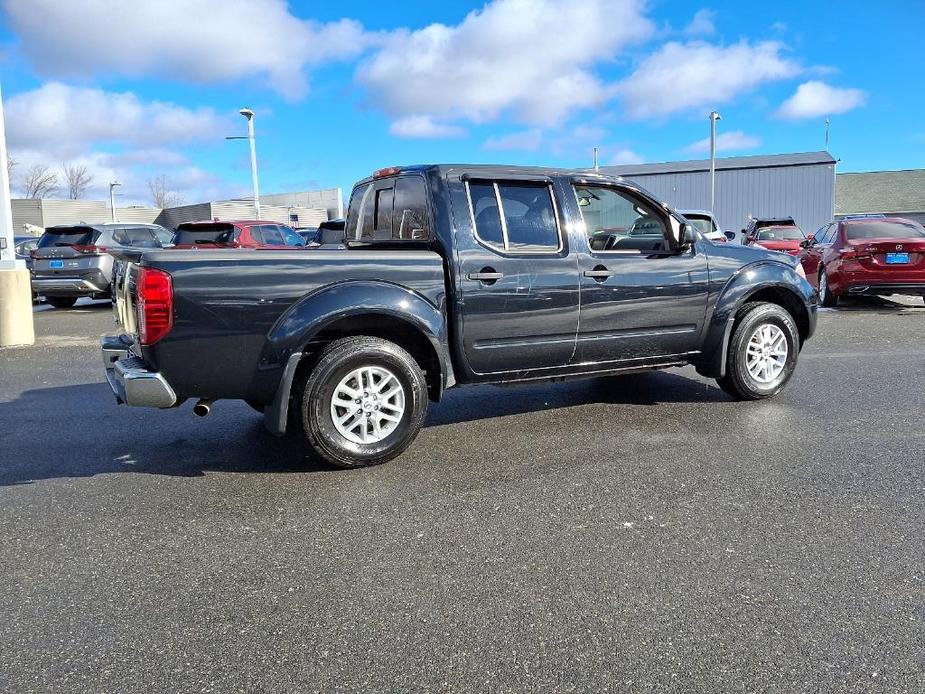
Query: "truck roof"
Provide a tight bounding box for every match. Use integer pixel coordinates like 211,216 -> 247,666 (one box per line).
355,164 -> 629,187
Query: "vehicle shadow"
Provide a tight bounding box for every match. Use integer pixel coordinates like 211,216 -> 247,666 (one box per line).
0,370 -> 724,486
425,369 -> 726,427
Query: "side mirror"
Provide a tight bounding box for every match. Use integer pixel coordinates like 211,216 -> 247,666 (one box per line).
723,231 -> 736,241
679,222 -> 695,247
799,238 -> 812,249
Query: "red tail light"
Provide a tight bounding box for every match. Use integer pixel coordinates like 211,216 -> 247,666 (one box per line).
72,244 -> 110,254
137,267 -> 173,345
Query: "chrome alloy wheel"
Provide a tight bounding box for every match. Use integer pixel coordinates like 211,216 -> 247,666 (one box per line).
819,271 -> 828,295
745,324 -> 789,384
330,366 -> 405,444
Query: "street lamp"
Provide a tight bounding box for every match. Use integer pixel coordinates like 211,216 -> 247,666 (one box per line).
226,108 -> 260,218
109,181 -> 121,223
709,111 -> 721,216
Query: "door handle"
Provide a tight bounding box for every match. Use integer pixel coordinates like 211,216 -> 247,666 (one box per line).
467,271 -> 503,281
583,268 -> 614,280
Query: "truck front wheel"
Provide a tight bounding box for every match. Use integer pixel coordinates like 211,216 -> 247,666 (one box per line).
299,336 -> 429,468
716,302 -> 799,401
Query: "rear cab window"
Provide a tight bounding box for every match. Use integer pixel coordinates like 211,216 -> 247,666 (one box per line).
346,175 -> 432,243
466,179 -> 561,253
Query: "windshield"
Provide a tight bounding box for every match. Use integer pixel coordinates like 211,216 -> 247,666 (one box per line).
846,221 -> 925,240
757,226 -> 804,241
37,227 -> 98,248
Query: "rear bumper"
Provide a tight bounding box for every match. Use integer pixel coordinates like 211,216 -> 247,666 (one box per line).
101,334 -> 177,408
32,277 -> 107,296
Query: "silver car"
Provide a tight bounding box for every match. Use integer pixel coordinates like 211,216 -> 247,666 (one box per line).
31,223 -> 170,309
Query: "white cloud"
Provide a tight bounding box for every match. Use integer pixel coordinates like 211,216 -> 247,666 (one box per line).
4,83 -> 236,204
2,0 -> 372,99
609,149 -> 645,165
775,81 -> 866,120
683,129 -> 762,153
389,115 -> 467,138
684,9 -> 716,35
4,83 -> 226,157
617,40 -> 801,119
357,0 -> 654,134
484,129 -> 544,151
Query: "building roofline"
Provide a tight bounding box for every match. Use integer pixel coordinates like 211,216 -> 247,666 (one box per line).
601,151 -> 836,176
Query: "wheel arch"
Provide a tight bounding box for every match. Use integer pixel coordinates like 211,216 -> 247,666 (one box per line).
260,281 -> 453,436
696,261 -> 816,378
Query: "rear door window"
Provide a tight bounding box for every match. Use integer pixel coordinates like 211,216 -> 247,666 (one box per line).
254,225 -> 284,245
468,180 -> 561,253
38,227 -> 97,248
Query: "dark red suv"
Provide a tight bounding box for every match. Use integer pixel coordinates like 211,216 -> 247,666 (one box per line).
171,220 -> 306,249
797,217 -> 925,306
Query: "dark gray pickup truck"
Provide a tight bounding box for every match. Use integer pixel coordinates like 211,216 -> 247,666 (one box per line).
102,164 -> 817,468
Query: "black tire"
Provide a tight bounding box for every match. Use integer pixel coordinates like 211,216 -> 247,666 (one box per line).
716,302 -> 800,401
299,336 -> 429,469
818,266 -> 838,307
46,296 -> 77,309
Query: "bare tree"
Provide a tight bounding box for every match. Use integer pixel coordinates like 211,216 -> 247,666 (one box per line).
147,175 -> 184,208
21,164 -> 60,199
6,154 -> 16,177
63,163 -> 92,200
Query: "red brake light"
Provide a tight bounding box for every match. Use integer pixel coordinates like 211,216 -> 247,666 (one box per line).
373,166 -> 401,178
136,267 -> 173,345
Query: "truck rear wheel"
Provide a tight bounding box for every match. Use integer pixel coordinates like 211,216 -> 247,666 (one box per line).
716,302 -> 799,401
299,336 -> 429,468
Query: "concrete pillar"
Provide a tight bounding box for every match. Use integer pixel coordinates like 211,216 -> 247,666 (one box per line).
0,80 -> 35,347
0,266 -> 34,347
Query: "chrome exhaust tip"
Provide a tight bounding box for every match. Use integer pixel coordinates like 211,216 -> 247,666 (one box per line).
192,398 -> 214,417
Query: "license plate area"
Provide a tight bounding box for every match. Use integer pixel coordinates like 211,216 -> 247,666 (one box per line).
885,252 -> 910,264
49,259 -> 64,269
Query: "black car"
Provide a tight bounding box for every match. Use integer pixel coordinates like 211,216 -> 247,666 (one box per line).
102,165 -> 816,468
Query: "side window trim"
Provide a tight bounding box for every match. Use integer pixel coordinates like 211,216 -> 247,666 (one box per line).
464,178 -> 564,256
571,183 -> 672,256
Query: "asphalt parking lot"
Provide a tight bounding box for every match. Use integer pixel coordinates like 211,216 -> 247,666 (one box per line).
1,298 -> 923,693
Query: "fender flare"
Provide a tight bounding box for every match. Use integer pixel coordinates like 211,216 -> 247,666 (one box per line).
260,280 -> 452,435
696,260 -> 816,378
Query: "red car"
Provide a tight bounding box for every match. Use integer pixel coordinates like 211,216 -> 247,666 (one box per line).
171,220 -> 306,249
797,217 -> 925,306
745,224 -> 806,255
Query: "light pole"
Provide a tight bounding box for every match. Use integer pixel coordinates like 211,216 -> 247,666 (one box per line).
824,117 -> 830,151
109,181 -> 121,222
0,79 -> 34,346
709,110 -> 721,216
226,108 -> 260,218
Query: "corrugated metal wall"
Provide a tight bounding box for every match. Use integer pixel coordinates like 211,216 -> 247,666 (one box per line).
115,207 -> 162,224
623,163 -> 836,235
261,188 -> 343,219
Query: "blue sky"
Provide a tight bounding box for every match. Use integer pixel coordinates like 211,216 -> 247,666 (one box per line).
0,0 -> 922,206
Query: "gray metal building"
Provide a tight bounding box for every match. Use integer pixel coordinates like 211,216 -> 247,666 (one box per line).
600,151 -> 837,235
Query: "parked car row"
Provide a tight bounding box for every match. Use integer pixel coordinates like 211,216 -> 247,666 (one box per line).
683,211 -> 925,305
26,219 -> 347,308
